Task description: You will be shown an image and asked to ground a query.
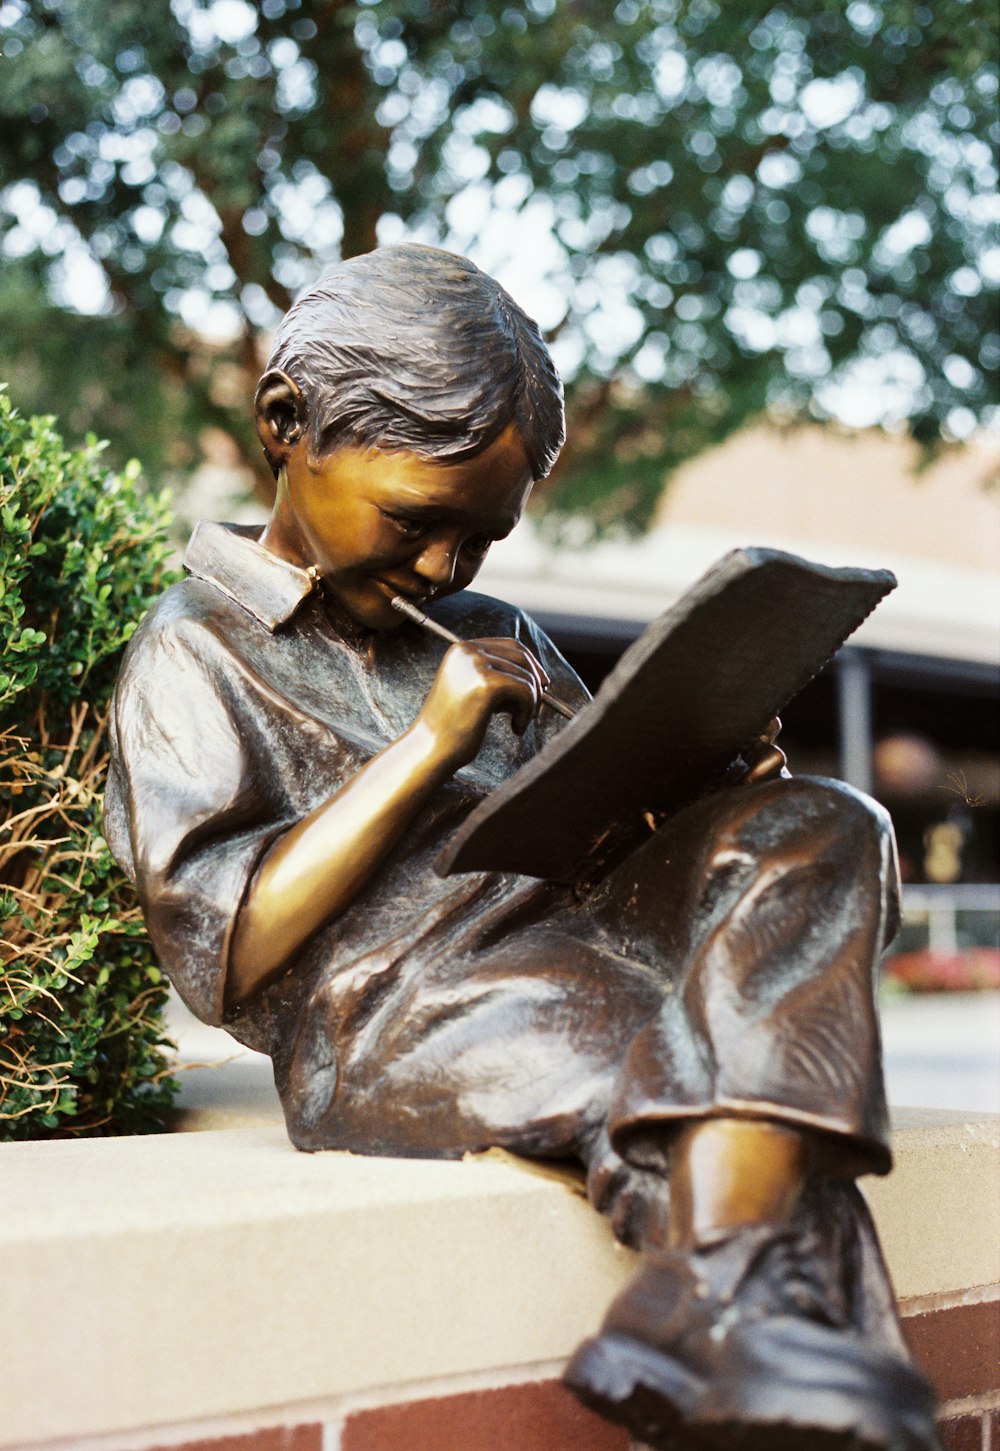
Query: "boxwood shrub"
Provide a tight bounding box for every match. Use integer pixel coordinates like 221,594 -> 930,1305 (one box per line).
1,388 -> 179,1137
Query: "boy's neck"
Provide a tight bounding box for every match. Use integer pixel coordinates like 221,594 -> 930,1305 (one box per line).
259,498 -> 307,570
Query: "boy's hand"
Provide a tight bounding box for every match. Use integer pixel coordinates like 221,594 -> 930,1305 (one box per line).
418,638 -> 550,768
741,716 -> 789,784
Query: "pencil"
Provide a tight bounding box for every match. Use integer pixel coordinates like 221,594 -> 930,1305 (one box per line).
390,595 -> 577,721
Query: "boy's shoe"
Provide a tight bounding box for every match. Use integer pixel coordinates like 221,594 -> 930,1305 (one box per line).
563,1220 -> 941,1451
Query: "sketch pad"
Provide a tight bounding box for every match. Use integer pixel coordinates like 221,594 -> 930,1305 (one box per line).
436,547 -> 895,883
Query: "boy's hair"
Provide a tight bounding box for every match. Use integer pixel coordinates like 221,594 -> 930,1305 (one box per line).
263,244 -> 565,480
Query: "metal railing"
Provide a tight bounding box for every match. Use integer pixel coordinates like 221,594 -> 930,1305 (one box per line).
899,883 -> 1000,955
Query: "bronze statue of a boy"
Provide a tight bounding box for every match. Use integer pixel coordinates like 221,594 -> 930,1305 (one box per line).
105,244 -> 939,1450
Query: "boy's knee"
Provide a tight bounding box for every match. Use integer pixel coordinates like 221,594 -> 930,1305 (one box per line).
741,774 -> 893,856
736,776 -> 899,940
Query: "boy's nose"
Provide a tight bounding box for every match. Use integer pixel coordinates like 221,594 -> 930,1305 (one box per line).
413,537 -> 459,588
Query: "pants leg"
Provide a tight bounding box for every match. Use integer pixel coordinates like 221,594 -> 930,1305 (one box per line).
590,775 -> 898,1177
289,775 -> 898,1240
292,921 -> 665,1159
291,916 -> 677,1246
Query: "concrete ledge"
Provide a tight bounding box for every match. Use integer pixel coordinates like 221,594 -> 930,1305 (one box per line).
868,1108 -> 1000,1300
2,1131 -> 621,1446
2,1112 -> 998,1449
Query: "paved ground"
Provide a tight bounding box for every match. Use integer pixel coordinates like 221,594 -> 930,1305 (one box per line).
166,988 -> 1000,1123
879,988 -> 1000,1115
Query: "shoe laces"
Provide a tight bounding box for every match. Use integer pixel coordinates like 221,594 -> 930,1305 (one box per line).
752,1212 -> 853,1330
693,1217 -> 849,1333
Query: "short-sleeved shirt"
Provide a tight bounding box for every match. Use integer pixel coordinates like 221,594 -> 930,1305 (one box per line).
104,521 -> 590,1089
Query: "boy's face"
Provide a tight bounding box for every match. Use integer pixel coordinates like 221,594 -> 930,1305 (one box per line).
274,422 -> 534,630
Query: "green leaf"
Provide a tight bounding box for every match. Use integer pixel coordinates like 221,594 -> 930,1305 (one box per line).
0,392 -> 178,1141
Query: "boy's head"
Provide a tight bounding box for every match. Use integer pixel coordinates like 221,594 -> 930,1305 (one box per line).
254,243 -> 564,481
253,246 -> 563,631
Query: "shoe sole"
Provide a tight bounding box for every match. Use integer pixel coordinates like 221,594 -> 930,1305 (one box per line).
565,1327 -> 942,1451
692,1420 -> 934,1451
565,1346 -> 888,1451
693,1317 -> 943,1451
563,1330 -> 701,1450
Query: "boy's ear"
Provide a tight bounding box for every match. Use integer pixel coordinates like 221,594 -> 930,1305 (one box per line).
254,369 -> 306,467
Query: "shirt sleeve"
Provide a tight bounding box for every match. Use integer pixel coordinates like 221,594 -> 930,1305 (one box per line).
105,604 -> 291,1026
517,611 -> 592,748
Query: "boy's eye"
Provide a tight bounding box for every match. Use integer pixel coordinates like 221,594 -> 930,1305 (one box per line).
382,511 -> 427,540
461,534 -> 493,556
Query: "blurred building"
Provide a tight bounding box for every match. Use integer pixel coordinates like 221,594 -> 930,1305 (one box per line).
478,425 -> 1000,981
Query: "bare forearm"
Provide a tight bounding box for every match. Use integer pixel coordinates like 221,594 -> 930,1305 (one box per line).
228,722 -> 455,1006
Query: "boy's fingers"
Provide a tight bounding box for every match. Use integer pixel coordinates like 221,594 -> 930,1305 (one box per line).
481,655 -> 545,697
506,684 -> 536,736
440,641 -> 544,729
481,662 -> 542,730
443,642 -> 541,700
488,662 -> 543,712
741,716 -> 787,784
493,653 -> 549,706
745,742 -> 788,783
472,638 -> 551,689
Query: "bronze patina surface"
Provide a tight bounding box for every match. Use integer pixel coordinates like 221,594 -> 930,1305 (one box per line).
105,244 -> 940,1451
438,545 -> 897,883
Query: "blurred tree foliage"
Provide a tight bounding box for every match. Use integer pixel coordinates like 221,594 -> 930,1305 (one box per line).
0,0 -> 996,529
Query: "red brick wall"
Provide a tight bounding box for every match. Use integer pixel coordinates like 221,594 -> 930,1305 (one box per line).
132,1293 -> 1000,1451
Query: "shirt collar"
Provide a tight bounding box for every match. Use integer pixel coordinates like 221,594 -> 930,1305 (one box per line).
183,521 -> 319,632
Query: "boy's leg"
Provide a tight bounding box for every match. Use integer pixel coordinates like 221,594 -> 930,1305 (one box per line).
589,774 -> 898,1171
286,914 -> 668,1167
566,1171 -> 940,1451
567,776 -> 940,1449
286,772 -> 936,1447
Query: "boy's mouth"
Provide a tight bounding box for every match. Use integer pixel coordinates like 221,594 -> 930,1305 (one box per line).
374,578 -> 430,607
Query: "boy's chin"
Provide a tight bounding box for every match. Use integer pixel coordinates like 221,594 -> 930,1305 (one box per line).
326,581 -> 406,632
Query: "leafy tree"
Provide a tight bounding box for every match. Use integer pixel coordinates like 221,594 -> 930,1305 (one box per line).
1,0 -> 996,529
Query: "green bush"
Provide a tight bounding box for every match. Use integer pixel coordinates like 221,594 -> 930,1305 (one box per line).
0,388 -> 179,1137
